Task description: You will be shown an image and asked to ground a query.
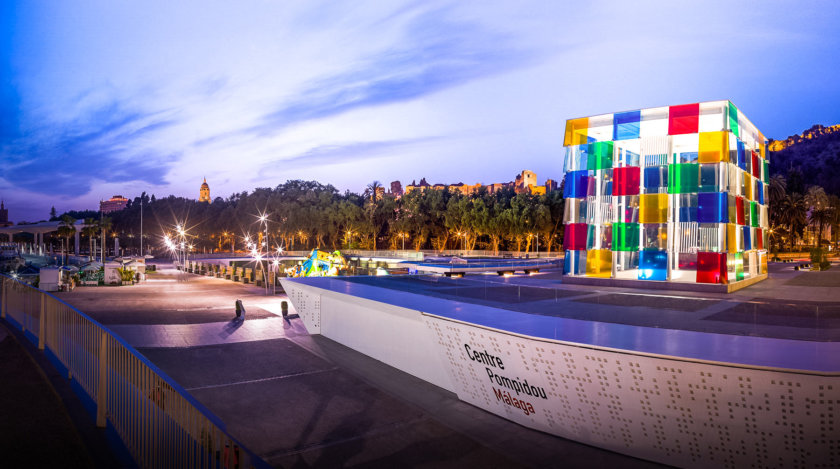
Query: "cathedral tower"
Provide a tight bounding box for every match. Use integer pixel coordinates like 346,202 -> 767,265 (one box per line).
199,178 -> 211,203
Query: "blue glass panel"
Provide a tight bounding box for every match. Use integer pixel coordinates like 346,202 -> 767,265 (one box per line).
613,110 -> 641,140
757,183 -> 764,205
644,166 -> 667,190
698,192 -> 728,223
743,226 -> 752,250
638,249 -> 667,281
737,140 -> 747,171
563,250 -> 587,275
563,170 -> 589,198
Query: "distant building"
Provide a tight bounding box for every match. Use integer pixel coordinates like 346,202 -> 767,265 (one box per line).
402,171 -> 553,196
100,195 -> 129,213
0,200 -> 11,227
390,180 -> 403,196
199,177 -> 211,203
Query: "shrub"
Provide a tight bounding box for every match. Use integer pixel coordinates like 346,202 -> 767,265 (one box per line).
820,260 -> 831,271
810,247 -> 826,265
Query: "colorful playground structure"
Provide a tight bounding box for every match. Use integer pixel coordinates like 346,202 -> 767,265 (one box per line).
285,249 -> 348,278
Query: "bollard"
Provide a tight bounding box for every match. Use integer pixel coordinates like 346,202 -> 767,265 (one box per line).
281,301 -> 288,318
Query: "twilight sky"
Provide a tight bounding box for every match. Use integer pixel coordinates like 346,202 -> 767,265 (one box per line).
2,0 -> 839,222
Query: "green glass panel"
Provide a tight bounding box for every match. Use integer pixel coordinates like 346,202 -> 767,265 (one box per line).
612,222 -> 639,252
762,160 -> 769,184
667,163 -> 700,194
728,102 -> 739,138
588,141 -> 614,170
750,201 -> 758,227
735,252 -> 744,281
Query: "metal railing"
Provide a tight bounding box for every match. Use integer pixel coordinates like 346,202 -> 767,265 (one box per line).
0,274 -> 268,469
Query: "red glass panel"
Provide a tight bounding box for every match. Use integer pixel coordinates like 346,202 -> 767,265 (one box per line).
696,252 -> 728,284
668,103 -> 699,135
612,167 -> 641,196
751,151 -> 760,178
756,228 -> 763,250
564,223 -> 588,250
735,196 -> 745,225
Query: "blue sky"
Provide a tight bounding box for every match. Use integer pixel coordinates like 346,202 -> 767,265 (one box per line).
2,0 -> 839,222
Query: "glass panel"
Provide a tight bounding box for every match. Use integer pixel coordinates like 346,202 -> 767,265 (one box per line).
697,252 -> 727,284
639,193 -> 668,223
588,141 -> 614,170
727,101 -> 739,138
672,193 -> 698,223
643,165 -> 668,194
698,131 -> 729,163
641,223 -> 667,250
613,166 -> 641,196
698,192 -> 728,224
586,249 -> 612,278
668,103 -> 699,135
613,222 -> 640,252
563,223 -> 588,250
564,117 -> 589,146
667,163 -> 699,194
613,110 -> 641,140
615,195 -> 640,223
638,249 -> 667,280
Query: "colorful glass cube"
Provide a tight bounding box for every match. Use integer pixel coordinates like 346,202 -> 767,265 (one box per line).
563,101 -> 768,286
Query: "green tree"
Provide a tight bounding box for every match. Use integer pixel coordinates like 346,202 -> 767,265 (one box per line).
779,193 -> 807,252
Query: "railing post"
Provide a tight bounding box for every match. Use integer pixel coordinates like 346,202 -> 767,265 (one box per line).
1,278 -> 5,319
96,330 -> 108,428
38,293 -> 45,350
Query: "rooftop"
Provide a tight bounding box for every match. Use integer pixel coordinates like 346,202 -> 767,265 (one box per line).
289,262 -> 840,374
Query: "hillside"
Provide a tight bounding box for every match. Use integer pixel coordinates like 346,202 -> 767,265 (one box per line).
768,124 -> 840,195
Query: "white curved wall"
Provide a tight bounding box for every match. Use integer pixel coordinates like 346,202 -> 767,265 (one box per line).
282,279 -> 839,468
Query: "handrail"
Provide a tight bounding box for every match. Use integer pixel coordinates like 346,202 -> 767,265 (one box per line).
0,273 -> 269,468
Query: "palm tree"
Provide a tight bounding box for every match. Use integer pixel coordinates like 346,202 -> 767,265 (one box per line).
99,216 -> 113,260
779,193 -> 807,252
805,186 -> 830,247
365,181 -> 383,202
82,218 -> 99,258
56,215 -> 76,263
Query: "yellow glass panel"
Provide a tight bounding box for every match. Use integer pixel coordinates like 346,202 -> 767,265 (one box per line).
564,117 -> 589,147
743,174 -> 753,201
698,131 -> 729,163
639,193 -> 668,223
759,141 -> 766,159
586,249 -> 612,278
727,223 -> 738,252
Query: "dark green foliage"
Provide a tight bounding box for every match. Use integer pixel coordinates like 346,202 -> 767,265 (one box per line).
105,180 -> 565,254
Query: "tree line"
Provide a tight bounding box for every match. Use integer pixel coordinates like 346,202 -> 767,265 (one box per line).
90,181 -> 566,255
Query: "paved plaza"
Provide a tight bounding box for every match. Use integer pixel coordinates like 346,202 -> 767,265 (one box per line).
54,265 -> 662,468
41,261 -> 839,467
